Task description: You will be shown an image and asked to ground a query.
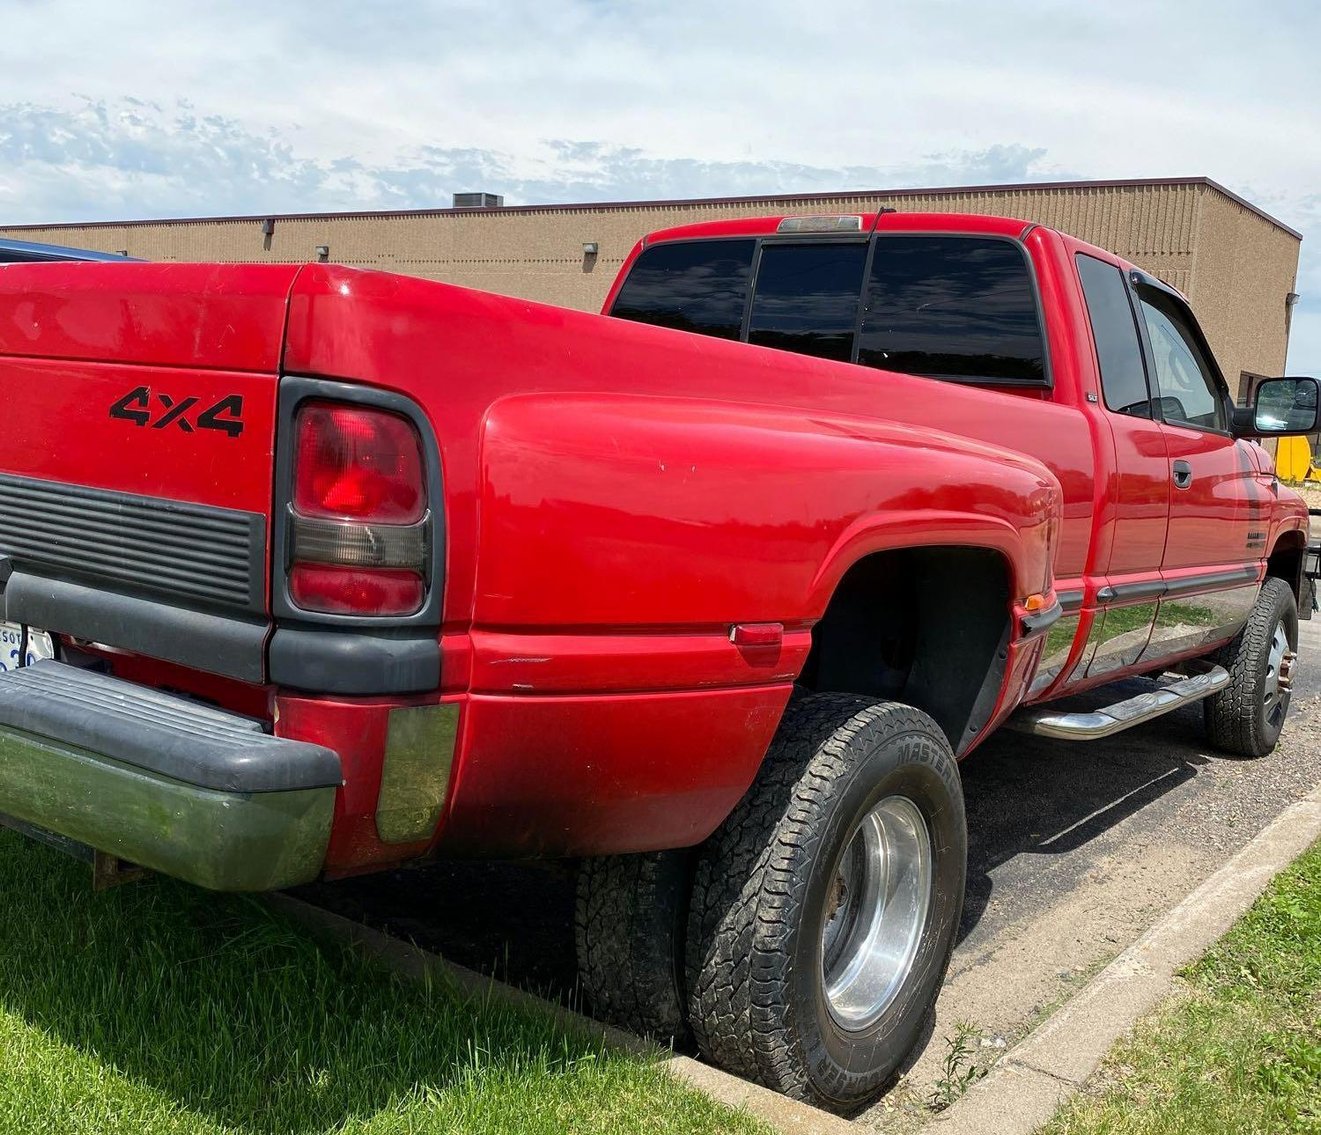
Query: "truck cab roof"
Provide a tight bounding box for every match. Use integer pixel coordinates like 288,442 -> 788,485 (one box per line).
641,210 -> 1036,246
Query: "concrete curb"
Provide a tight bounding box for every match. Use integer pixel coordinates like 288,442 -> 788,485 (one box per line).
929,781 -> 1321,1135
265,894 -> 857,1135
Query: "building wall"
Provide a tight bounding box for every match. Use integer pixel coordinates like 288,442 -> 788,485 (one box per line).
1,179 -> 1300,388
1190,188 -> 1300,392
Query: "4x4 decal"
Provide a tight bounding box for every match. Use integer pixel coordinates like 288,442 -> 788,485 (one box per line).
110,387 -> 245,437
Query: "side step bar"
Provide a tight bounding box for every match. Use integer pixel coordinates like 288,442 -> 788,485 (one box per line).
1010,666 -> 1230,741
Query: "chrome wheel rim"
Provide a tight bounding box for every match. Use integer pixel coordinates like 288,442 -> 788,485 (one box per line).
1264,618 -> 1295,727
821,795 -> 933,1031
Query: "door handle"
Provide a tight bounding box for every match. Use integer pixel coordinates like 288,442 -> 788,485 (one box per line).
1172,460 -> 1193,489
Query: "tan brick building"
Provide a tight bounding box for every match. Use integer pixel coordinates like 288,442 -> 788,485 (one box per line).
2,177 -> 1302,394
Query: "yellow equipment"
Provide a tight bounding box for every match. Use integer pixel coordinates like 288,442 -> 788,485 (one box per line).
1276,436 -> 1313,482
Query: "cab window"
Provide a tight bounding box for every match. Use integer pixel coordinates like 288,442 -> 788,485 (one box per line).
747,242 -> 869,362
857,236 -> 1046,384
1135,284 -> 1227,432
1076,254 -> 1153,416
610,239 -> 755,341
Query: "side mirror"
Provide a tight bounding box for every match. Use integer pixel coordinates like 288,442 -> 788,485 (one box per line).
1233,376 -> 1320,438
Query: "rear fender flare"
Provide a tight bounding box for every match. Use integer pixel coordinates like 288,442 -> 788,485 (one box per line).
807,511 -> 1038,617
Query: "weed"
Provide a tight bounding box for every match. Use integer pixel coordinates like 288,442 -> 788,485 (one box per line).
929,1020 -> 988,1112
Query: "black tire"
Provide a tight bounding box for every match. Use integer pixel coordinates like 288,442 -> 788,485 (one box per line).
1204,577 -> 1299,758
685,693 -> 966,1113
575,850 -> 691,1044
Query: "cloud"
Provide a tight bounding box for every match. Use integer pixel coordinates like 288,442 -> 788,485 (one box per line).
0,0 -> 1318,372
5,1 -> 1318,178
380,140 -> 1057,205
0,98 -> 1057,221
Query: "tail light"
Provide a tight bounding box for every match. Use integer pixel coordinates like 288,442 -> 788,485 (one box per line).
288,401 -> 429,616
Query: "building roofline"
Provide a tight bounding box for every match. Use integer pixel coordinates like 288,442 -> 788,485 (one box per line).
1196,179 -> 1303,241
1,176 -> 1302,242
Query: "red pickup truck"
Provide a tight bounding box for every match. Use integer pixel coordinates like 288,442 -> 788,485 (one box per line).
0,211 -> 1314,1111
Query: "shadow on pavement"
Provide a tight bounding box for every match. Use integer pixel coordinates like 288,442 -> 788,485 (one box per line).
956,698 -> 1209,943
297,858 -> 581,1000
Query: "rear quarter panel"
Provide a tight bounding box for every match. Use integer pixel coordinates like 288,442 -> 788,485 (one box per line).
475,391 -> 1059,636
443,392 -> 1059,856
284,265 -> 1071,857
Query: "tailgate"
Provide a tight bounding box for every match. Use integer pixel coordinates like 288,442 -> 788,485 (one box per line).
0,262 -> 300,682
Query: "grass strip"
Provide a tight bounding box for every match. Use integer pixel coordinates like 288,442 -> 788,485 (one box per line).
1041,838 -> 1321,1135
0,831 -> 766,1135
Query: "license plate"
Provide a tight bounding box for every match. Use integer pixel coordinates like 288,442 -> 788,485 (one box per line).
0,622 -> 55,672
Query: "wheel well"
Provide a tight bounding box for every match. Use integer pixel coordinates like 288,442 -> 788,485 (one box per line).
1267,532 -> 1307,604
798,547 -> 1012,755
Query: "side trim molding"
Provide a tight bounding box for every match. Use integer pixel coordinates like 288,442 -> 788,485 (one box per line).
1097,566 -> 1260,606
1057,589 -> 1085,614
1162,565 -> 1260,599
1097,579 -> 1167,604
1021,600 -> 1063,639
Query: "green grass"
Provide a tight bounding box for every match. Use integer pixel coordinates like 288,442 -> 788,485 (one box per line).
1040,839 -> 1321,1135
0,831 -> 765,1135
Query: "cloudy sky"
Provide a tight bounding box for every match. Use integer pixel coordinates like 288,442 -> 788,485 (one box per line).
2,0 -> 1318,372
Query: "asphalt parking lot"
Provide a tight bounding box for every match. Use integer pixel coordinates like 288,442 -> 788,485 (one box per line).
298,618 -> 1321,1127
863,615 -> 1321,1125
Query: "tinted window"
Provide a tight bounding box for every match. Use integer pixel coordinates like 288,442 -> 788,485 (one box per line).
1076,254 -> 1152,416
858,237 -> 1046,384
1136,284 -> 1227,432
747,242 -> 869,362
611,239 -> 755,341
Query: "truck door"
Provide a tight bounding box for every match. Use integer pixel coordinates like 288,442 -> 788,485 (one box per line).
1129,276 -> 1262,662
1069,253 -> 1169,682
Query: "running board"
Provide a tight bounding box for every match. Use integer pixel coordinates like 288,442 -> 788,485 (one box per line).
1010,666 -> 1230,741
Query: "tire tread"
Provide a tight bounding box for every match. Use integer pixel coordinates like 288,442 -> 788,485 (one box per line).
686,693 -> 962,1107
1204,578 -> 1297,758
575,851 -> 689,1042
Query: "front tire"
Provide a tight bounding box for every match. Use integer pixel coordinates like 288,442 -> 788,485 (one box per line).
685,694 -> 965,1112
1204,577 -> 1299,758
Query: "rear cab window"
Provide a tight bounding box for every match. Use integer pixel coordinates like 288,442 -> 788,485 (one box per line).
609,239 -> 755,341
610,230 -> 1049,386
747,243 -> 869,362
857,237 -> 1046,384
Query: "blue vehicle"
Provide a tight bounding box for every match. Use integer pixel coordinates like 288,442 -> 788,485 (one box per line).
0,238 -> 134,263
